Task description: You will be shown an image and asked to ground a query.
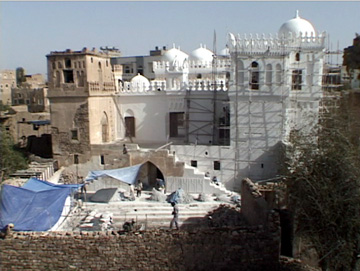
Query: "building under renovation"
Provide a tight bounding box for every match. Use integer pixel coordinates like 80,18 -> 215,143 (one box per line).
46,11 -> 326,191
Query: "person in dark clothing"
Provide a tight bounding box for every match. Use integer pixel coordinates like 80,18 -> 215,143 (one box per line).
136,180 -> 143,197
170,202 -> 179,230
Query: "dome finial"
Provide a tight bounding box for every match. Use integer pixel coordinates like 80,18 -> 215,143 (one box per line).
295,10 -> 299,18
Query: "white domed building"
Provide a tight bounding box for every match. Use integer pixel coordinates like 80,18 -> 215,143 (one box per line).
218,11 -> 326,183
47,11 -> 328,192
279,10 -> 316,38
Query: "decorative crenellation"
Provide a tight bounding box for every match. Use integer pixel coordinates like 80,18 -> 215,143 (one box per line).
88,81 -> 115,92
227,32 -> 326,53
118,79 -> 228,93
153,59 -> 231,71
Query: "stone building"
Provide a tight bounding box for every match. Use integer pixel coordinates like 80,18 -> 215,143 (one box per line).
47,11 -> 326,191
46,47 -> 116,167
0,70 -> 16,105
343,34 -> 360,89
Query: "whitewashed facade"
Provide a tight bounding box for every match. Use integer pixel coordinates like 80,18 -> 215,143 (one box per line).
47,12 -> 326,191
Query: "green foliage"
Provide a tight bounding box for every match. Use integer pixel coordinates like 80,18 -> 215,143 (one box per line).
283,93 -> 360,270
0,125 -> 28,182
0,102 -> 11,112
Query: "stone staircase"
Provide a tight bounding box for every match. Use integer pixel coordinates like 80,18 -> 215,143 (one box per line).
66,192 -> 235,231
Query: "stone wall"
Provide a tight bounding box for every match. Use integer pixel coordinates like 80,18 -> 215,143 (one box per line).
241,178 -> 271,226
0,227 -> 280,271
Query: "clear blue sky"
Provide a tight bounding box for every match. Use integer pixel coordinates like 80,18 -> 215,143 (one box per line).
1,1 -> 359,77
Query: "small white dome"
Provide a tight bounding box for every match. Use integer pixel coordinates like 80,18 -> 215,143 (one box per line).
219,47 -> 230,56
189,45 -> 214,62
162,45 -> 188,64
130,74 -> 150,92
278,10 -> 316,38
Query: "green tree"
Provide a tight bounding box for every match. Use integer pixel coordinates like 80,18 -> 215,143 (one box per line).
283,92 -> 360,270
0,125 -> 28,183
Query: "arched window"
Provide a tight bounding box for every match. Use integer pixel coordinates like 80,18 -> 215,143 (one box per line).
101,112 -> 109,143
56,71 -> 61,87
295,52 -> 300,62
236,60 -> 244,85
265,64 -> 272,85
118,79 -> 123,91
98,62 -> 102,70
250,61 -> 259,90
77,71 -> 84,87
276,64 -> 282,85
124,110 -> 135,138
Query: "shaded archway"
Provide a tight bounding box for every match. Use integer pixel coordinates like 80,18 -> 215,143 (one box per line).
138,161 -> 165,191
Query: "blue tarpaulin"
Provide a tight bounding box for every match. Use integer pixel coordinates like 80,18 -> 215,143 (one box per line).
85,164 -> 143,185
23,177 -> 82,192
0,179 -> 83,231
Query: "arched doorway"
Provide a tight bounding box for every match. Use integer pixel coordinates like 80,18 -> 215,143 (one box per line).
138,161 -> 165,191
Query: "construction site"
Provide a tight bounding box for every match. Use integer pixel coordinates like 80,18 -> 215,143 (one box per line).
0,10 -> 352,271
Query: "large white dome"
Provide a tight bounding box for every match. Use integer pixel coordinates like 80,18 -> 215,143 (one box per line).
278,11 -> 316,38
189,45 -> 214,62
162,45 -> 188,64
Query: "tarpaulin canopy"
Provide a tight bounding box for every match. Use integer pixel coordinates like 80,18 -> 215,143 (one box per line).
85,164 -> 143,185
0,184 -> 73,231
23,177 -> 83,192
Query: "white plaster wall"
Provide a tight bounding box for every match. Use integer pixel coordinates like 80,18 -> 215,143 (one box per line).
170,145 -> 236,188
115,93 -> 170,144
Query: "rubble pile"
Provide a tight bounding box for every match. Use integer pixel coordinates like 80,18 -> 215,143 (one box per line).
206,204 -> 244,228
79,210 -> 114,231
148,188 -> 167,202
167,188 -> 194,204
196,193 -> 212,202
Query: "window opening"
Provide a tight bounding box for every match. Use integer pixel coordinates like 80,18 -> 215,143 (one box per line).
74,154 -> 79,164
65,58 -> 71,68
169,112 -> 185,138
250,61 -> 259,90
191,160 -> 198,168
214,161 -> 221,170
71,129 -> 78,140
125,116 -> 135,137
292,70 -> 302,90
276,64 -> 282,84
265,64 -> 272,85
63,70 -> 74,83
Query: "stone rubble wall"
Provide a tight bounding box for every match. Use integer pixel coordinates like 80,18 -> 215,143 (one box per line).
0,227 -> 279,271
241,178 -> 271,226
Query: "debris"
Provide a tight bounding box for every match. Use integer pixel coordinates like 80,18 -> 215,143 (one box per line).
148,188 -> 167,202
167,188 -> 194,204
